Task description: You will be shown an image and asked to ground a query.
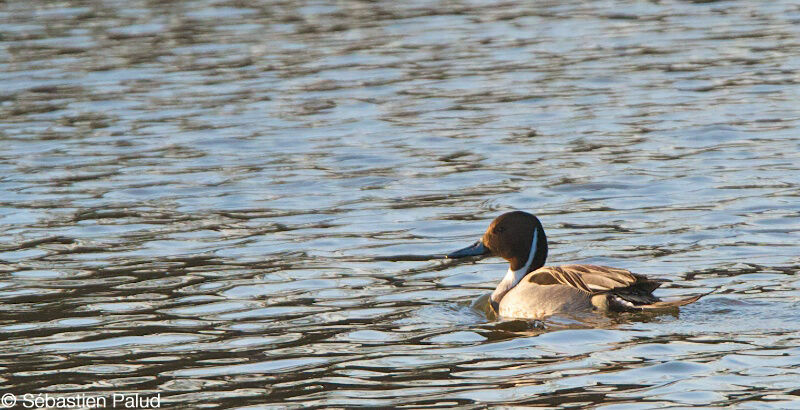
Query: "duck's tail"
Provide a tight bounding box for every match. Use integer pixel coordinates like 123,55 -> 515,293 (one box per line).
637,288 -> 717,310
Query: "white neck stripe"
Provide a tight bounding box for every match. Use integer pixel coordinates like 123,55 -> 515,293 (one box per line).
506,227 -> 539,288
490,226 -> 541,306
515,227 -> 538,276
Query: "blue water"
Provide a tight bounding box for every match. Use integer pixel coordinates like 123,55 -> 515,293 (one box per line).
1,0 -> 800,407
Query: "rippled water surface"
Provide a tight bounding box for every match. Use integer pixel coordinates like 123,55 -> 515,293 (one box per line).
2,0 -> 800,407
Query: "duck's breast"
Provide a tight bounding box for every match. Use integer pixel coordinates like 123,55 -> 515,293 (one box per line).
498,282 -> 594,319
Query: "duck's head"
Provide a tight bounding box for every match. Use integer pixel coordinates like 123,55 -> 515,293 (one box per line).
447,211 -> 548,310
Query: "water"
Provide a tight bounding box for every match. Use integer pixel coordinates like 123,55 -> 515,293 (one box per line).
2,0 -> 800,407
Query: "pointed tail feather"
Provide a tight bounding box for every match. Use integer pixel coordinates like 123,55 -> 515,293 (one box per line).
638,288 -> 716,310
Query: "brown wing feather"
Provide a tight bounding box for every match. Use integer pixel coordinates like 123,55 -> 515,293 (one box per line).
528,264 -> 663,295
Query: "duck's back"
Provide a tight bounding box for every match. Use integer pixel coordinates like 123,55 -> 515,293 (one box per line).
528,264 -> 661,294
497,264 -> 666,319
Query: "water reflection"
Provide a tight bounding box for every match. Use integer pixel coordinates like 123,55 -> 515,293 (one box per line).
2,0 -> 800,407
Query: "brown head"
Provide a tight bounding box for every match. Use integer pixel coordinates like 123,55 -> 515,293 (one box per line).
447,211 -> 549,273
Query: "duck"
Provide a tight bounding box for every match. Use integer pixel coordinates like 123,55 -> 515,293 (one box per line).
446,211 -> 703,319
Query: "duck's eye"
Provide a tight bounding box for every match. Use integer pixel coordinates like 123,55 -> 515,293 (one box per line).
494,226 -> 505,234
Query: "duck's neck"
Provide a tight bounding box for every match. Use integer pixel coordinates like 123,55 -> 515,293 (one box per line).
490,225 -> 547,308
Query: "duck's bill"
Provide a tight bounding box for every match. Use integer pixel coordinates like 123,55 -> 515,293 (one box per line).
446,240 -> 489,259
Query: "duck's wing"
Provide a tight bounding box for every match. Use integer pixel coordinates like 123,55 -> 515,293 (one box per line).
527,264 -> 663,295
528,264 -> 708,311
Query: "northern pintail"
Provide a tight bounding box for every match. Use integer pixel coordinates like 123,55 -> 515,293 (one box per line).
447,211 -> 703,319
